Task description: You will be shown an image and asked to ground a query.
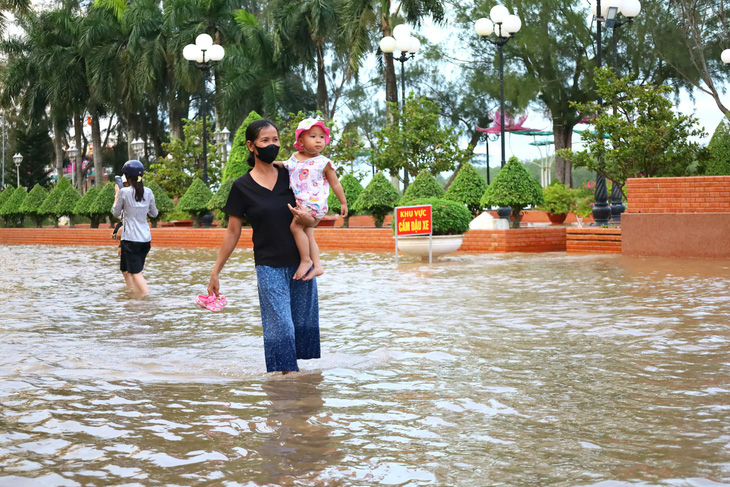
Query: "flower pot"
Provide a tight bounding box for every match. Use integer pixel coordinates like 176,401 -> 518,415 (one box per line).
396,234 -> 464,261
547,212 -> 568,225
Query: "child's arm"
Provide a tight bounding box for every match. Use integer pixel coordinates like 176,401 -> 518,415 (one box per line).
324,163 -> 347,217
272,161 -> 285,168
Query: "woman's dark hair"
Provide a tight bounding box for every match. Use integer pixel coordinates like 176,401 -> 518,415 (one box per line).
127,177 -> 145,202
246,119 -> 277,167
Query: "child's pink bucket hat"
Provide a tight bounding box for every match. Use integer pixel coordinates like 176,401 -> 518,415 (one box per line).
294,118 -> 331,151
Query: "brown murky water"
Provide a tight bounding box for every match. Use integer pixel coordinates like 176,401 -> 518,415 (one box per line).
1,245 -> 729,486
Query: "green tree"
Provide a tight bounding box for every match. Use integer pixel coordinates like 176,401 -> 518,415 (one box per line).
480,156 -> 543,228
327,173 -> 363,227
39,178 -> 72,227
352,172 -> 399,228
444,162 -> 488,216
146,180 -> 174,227
73,185 -> 102,227
0,185 -> 27,227
558,69 -> 706,189
223,110 -> 261,182
150,119 -> 223,198
88,181 -> 117,226
371,95 -> 464,183
57,182 -> 81,227
399,170 -> 445,205
707,116 -> 730,175
19,184 -> 48,227
177,178 -> 213,227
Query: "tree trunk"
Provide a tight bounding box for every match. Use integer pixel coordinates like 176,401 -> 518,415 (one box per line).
53,118 -> 65,186
552,120 -> 574,188
90,105 -> 104,187
169,94 -> 188,140
316,44 -> 330,118
126,122 -> 135,161
74,113 -> 83,190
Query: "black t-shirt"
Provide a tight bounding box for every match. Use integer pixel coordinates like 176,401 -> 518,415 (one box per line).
223,166 -> 299,267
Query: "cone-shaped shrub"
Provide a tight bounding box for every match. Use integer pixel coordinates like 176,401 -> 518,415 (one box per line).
208,177 -> 234,212
445,163 -> 488,216
74,186 -> 101,227
146,180 -> 174,227
89,182 -> 117,226
0,186 -> 27,227
328,174 -> 363,227
392,197 -> 472,235
178,178 -> 213,227
0,186 -> 15,226
480,156 -> 543,228
352,172 -> 399,228
57,183 -> 81,227
223,111 -> 261,181
20,184 -> 48,227
39,178 -> 73,227
399,170 -> 445,205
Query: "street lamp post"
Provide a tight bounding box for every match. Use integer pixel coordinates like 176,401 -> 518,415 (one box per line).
606,0 -> 641,223
13,153 -> 22,188
589,0 -> 640,225
475,6 -> 522,219
183,33 -> 225,187
66,145 -> 79,187
379,25 -> 421,190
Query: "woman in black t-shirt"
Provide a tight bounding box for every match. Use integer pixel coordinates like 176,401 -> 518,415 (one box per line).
208,120 -> 320,373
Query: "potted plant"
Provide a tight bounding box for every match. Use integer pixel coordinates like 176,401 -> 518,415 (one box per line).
398,170 -> 445,205
393,197 -> 472,260
480,156 -> 543,228
351,172 -> 399,228
538,182 -> 574,224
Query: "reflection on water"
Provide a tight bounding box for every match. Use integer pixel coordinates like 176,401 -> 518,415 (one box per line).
1,245 -> 729,486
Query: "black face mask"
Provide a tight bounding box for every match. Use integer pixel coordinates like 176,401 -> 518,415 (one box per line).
254,144 -> 280,164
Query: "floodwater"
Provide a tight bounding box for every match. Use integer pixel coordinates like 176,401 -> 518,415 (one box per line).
1,245 -> 729,487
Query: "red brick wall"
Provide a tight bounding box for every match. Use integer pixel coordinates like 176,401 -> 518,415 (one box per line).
0,227 -> 568,253
566,228 -> 622,254
626,176 -> 730,214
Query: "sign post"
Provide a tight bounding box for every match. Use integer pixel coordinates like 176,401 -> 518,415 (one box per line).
394,204 -> 433,265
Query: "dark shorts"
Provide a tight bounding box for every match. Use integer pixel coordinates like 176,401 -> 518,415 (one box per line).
120,240 -> 151,274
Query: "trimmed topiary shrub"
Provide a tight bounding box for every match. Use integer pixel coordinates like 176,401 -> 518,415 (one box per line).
0,186 -> 27,227
707,117 -> 730,175
208,177 -> 234,212
393,197 -> 472,235
89,182 -> 117,227
480,156 -> 543,228
399,170 -> 445,205
57,183 -> 81,227
146,180 -> 174,228
444,163 -> 488,216
39,178 -> 74,227
20,184 -> 48,227
178,178 -> 213,227
0,186 -> 15,227
223,111 -> 261,181
352,172 -> 400,228
328,174 -> 363,227
537,181 -> 574,216
74,186 -> 102,227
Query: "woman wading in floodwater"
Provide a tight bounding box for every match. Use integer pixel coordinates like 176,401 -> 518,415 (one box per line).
207,120 -> 321,374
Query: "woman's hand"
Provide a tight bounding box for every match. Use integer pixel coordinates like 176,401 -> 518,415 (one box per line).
208,273 -> 220,297
288,203 -> 316,227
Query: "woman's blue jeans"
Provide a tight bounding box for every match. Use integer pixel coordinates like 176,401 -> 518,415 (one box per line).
255,265 -> 320,372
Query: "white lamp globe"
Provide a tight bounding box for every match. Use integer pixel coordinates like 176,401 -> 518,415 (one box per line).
195,33 -> 213,49
396,36 -> 412,52
503,14 -> 521,35
490,5 -> 509,24
475,17 -> 494,37
621,0 -> 641,18
392,23 -> 411,40
194,48 -> 205,63
183,44 -> 200,61
379,36 -> 396,53
722,49 -> 730,64
208,44 -> 225,61
408,37 -> 421,54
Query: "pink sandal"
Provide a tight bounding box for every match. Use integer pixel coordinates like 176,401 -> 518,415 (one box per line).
196,294 -> 226,312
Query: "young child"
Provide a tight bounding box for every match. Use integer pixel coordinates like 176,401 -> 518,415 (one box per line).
277,118 -> 347,281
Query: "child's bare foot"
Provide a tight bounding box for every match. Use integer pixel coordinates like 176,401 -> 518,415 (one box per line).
293,259 -> 313,280
302,265 -> 324,281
